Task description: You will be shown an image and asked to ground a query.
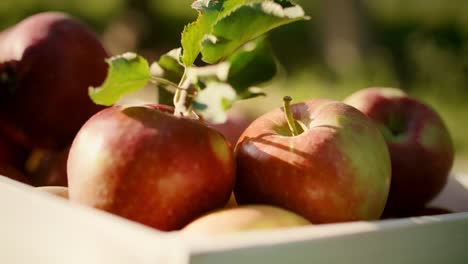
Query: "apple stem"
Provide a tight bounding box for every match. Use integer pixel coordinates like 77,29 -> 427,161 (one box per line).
283,96 -> 299,136
173,72 -> 191,117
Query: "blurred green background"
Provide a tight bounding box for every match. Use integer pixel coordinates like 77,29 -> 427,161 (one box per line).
1,0 -> 467,171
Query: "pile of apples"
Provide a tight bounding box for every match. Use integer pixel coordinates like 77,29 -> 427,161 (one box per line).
1,12 -> 454,235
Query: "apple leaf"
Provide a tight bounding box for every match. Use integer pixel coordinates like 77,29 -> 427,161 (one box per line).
181,0 -> 235,67
192,82 -> 237,123
227,37 -> 275,99
181,13 -> 215,67
181,38 -> 273,122
181,0 -> 282,66
88,0 -> 309,121
89,53 -> 150,106
152,48 -> 184,83
201,1 -> 309,63
180,20 -> 199,66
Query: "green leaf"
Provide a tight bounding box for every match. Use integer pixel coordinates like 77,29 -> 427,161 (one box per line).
181,12 -> 217,66
201,1 -> 309,63
183,38 -> 274,117
192,82 -> 237,123
181,0 -> 266,66
238,87 -> 267,99
149,48 -> 185,106
227,37 -> 276,98
152,48 -> 184,83
89,53 -> 150,106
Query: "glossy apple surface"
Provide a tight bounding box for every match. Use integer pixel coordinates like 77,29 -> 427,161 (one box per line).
344,88 -> 454,213
68,104 -> 235,231
234,99 -> 391,223
0,12 -> 107,149
182,205 -> 310,235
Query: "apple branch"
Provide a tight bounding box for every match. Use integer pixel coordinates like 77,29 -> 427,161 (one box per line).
173,71 -> 189,116
88,0 -> 309,123
283,96 -> 299,136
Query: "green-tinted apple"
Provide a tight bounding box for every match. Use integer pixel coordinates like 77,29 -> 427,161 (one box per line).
234,97 -> 391,223
344,87 -> 454,213
182,205 -> 310,235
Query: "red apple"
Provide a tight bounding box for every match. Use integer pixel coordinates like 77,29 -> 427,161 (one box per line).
0,131 -> 30,185
0,131 -> 28,169
0,12 -> 107,149
25,147 -> 69,187
382,206 -> 452,219
224,192 -> 238,209
234,98 -> 391,223
182,205 -> 310,235
67,104 -> 235,231
411,206 -> 453,216
0,164 -> 30,185
208,107 -> 253,147
344,88 -> 454,213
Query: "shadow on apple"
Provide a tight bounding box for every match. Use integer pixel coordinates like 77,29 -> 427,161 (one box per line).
234,99 -> 391,224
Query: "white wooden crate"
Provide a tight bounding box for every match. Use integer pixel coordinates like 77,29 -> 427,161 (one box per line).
1,174 -> 467,264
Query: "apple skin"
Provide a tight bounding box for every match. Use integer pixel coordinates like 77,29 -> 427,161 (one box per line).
344,88 -> 454,213
182,205 -> 310,235
234,99 -> 391,223
67,104 -> 235,231
208,108 -> 253,147
0,12 -> 107,149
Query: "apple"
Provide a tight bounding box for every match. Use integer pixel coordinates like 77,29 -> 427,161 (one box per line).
25,147 -> 69,187
411,206 -> 453,216
224,192 -> 238,209
234,97 -> 391,223
0,131 -> 28,169
344,88 -> 454,213
0,164 -> 30,185
182,205 -> 310,235
0,131 -> 30,184
0,12 -> 107,149
382,206 -> 453,219
208,107 -> 254,147
67,104 -> 235,231
36,186 -> 68,199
